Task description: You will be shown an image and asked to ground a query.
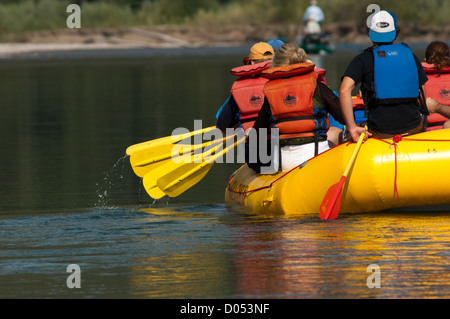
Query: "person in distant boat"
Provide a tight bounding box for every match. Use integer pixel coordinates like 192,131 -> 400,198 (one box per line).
339,10 -> 428,142
249,44 -> 345,173
303,1 -> 324,25
303,1 -> 324,36
305,17 -> 322,35
422,41 -> 450,130
216,42 -> 276,134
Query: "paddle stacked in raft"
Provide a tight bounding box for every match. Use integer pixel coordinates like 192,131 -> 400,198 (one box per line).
127,126 -> 245,200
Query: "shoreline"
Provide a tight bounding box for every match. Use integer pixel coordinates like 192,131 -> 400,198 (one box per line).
0,41 -> 433,61
0,24 -> 448,60
0,43 -> 254,61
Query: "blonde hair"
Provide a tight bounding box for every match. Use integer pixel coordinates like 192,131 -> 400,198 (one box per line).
272,44 -> 308,67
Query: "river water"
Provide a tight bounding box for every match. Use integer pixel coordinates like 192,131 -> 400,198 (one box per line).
1,44 -> 450,301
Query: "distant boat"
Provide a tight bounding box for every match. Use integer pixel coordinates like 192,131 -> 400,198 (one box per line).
262,33 -> 334,55
299,33 -> 334,54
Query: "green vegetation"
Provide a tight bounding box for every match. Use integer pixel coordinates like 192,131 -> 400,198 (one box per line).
0,0 -> 448,36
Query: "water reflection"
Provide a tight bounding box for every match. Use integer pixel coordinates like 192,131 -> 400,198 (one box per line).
129,206 -> 237,298
127,207 -> 450,298
0,56 -> 241,216
1,204 -> 449,298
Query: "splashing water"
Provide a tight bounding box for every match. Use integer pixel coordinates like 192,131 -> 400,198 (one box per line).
94,154 -> 172,210
95,155 -> 128,209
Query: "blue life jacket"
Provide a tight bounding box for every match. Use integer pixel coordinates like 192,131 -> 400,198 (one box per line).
372,43 -> 419,102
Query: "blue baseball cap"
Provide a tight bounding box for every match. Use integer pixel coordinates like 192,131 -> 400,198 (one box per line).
267,39 -> 285,51
369,10 -> 397,43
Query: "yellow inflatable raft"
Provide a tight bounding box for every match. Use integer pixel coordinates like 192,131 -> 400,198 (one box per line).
225,129 -> 450,216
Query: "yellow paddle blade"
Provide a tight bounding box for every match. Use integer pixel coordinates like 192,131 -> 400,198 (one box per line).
146,185 -> 167,200
142,152 -> 193,199
140,135 -> 233,199
156,136 -> 246,198
126,135 -> 172,156
130,140 -> 212,177
126,125 -> 216,155
157,162 -> 214,197
130,143 -> 178,177
132,156 -> 174,180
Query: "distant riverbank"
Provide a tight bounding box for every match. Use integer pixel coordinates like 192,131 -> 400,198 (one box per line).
0,23 -> 447,60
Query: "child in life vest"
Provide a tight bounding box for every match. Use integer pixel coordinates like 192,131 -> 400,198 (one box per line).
216,42 -> 275,134
249,44 -> 345,173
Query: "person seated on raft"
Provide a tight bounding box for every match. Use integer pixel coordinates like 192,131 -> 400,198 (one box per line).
248,44 -> 345,173
339,10 -> 429,142
215,42 -> 276,135
422,40 -> 450,129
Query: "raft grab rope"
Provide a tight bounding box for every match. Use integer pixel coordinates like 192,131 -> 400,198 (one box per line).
375,134 -> 450,199
227,135 -> 450,199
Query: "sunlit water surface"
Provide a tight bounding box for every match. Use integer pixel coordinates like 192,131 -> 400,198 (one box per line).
1,45 -> 450,299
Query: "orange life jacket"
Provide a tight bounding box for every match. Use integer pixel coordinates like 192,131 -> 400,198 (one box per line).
261,62 -> 329,140
422,63 -> 450,130
230,61 -> 271,131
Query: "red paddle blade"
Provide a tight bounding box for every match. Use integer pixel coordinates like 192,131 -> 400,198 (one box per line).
319,176 -> 346,220
328,188 -> 343,219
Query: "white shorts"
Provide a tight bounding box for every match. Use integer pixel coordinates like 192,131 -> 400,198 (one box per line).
280,141 -> 330,172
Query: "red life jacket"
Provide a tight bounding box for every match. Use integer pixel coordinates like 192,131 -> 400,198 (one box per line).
422,62 -> 450,130
261,62 -> 329,140
352,94 -> 365,110
316,68 -> 327,85
230,61 -> 271,131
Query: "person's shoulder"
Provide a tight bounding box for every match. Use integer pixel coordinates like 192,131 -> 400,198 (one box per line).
349,49 -> 372,66
360,47 -> 375,57
398,42 -> 412,49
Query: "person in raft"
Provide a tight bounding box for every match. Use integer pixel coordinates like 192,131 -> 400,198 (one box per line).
339,10 -> 429,142
249,44 -> 345,173
422,41 -> 450,129
215,42 -> 276,134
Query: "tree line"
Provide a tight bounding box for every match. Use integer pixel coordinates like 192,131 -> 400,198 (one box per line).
0,0 -> 447,36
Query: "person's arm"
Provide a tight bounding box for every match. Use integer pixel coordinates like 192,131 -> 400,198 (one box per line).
339,76 -> 371,142
252,98 -> 271,131
315,80 -> 344,124
216,95 -> 239,132
427,98 -> 450,118
414,54 -> 429,111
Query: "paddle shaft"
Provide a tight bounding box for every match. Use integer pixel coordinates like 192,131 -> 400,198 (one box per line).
343,136 -> 364,178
